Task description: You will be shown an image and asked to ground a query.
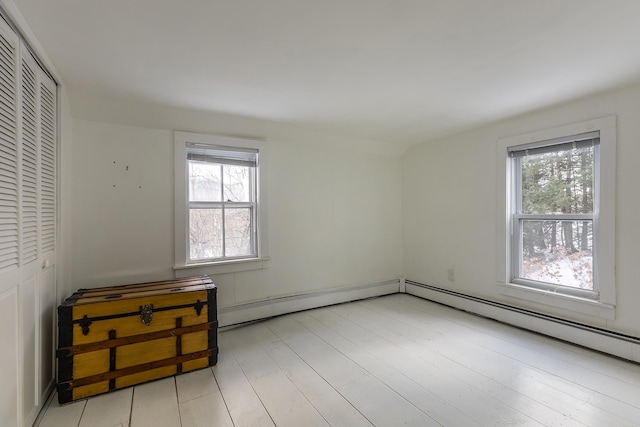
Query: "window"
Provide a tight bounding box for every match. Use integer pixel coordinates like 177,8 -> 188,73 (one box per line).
510,133 -> 598,298
187,144 -> 257,261
175,132 -> 268,270
496,117 -> 616,318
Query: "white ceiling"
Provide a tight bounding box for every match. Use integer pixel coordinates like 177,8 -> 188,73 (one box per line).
10,0 -> 640,145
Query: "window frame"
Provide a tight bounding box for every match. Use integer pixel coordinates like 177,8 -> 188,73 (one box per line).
175,131 -> 269,272
496,117 -> 616,319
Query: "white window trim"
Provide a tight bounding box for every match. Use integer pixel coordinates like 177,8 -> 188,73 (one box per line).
174,131 -> 269,273
496,116 -> 616,319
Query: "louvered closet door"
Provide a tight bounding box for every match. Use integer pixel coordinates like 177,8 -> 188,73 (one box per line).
0,16 -> 58,427
20,49 -> 41,426
20,48 -> 58,426
0,21 -> 18,274
0,16 -> 20,427
38,66 -> 57,405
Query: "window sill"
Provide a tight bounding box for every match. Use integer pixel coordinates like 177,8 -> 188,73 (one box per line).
497,282 -> 615,320
174,257 -> 270,277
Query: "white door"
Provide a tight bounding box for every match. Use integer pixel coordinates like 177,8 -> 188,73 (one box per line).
38,69 -> 58,414
0,18 -> 23,427
0,16 -> 57,427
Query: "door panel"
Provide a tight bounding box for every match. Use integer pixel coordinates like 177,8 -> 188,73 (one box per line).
0,287 -> 19,427
21,269 -> 38,423
40,262 -> 56,396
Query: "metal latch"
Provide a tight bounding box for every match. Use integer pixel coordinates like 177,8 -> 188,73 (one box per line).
139,304 -> 154,326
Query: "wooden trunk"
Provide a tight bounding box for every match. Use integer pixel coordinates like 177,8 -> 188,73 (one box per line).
56,275 -> 217,404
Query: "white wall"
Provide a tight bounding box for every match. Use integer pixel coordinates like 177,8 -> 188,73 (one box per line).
403,82 -> 640,337
67,107 -> 404,310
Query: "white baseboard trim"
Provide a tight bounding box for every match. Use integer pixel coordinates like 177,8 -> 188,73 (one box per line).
405,281 -> 640,364
218,279 -> 400,328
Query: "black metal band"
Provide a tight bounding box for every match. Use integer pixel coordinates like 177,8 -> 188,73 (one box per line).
70,300 -> 210,325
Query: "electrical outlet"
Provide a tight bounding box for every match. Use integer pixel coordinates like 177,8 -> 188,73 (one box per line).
447,268 -> 455,282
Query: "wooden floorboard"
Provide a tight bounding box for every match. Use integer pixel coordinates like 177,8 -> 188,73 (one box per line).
37,294 -> 640,427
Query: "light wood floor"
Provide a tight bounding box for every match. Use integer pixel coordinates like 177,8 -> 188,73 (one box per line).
36,294 -> 640,427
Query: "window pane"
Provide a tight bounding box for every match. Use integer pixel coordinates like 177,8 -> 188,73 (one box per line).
189,208 -> 222,260
224,207 -> 253,257
521,145 -> 594,214
520,220 -> 593,290
223,165 -> 251,202
189,161 -> 222,202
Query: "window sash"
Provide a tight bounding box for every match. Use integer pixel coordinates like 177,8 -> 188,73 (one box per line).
511,216 -> 597,296
188,202 -> 257,263
188,157 -> 256,203
511,215 -> 599,288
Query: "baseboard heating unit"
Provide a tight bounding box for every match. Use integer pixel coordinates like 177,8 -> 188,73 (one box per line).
405,280 -> 640,364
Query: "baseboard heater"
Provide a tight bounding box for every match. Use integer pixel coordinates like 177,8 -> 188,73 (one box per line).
405,280 -> 640,363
